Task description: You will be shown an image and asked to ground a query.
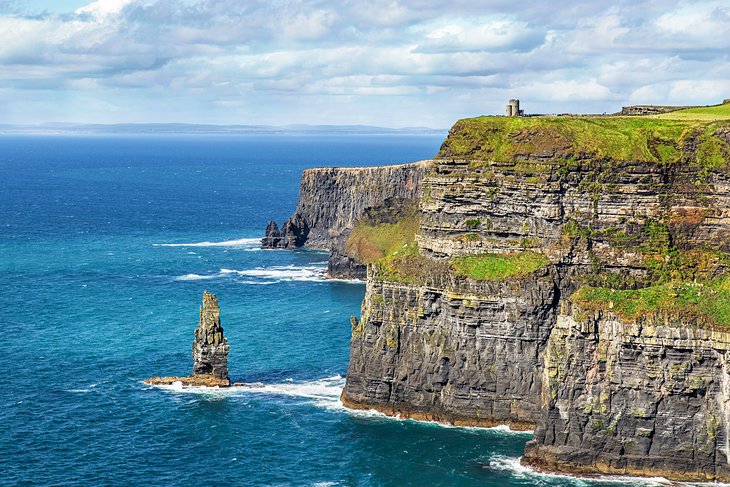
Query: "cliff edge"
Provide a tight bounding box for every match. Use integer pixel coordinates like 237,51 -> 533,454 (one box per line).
340,105 -> 730,482
262,161 -> 429,278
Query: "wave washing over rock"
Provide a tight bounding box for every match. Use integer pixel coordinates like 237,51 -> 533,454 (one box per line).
273,109 -> 730,482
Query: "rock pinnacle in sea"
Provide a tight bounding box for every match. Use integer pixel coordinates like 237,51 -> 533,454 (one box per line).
145,291 -> 231,387
192,291 -> 230,380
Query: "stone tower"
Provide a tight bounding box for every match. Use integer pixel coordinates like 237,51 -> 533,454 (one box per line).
192,291 -> 230,381
506,99 -> 523,116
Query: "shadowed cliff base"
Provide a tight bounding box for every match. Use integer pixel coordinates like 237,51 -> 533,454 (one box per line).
339,391 -> 535,431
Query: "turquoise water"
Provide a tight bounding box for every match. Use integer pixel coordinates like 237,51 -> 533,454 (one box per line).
1,135 -> 656,486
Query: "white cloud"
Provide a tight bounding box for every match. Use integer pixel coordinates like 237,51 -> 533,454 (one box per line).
0,0 -> 727,126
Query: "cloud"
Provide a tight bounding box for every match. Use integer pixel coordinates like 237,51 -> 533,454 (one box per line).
0,0 -> 728,126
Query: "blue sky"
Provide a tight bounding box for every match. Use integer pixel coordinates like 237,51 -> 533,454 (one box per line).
0,0 -> 728,127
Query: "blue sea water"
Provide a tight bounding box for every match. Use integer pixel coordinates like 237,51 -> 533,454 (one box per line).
0,134 -> 660,486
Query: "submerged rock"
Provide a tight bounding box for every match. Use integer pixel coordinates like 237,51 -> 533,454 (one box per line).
145,291 -> 231,387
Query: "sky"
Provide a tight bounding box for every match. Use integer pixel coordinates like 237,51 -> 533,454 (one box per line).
0,0 -> 728,128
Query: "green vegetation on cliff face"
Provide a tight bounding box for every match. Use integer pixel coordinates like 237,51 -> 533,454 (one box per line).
373,242 -> 446,285
346,211 -> 419,264
437,116 -> 730,169
452,252 -> 549,280
572,276 -> 730,328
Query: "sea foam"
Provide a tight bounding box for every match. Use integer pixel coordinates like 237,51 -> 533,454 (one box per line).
147,375 -> 346,409
486,455 -> 689,486
174,265 -> 330,284
154,237 -> 261,248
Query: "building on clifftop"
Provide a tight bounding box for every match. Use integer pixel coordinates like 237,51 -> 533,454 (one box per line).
505,99 -> 524,116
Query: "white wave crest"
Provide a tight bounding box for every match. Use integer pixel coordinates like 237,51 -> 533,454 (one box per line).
243,375 -> 345,403
175,273 -> 219,281
147,375 -> 345,409
225,265 -> 327,281
154,237 -> 261,248
488,455 -> 675,486
174,265 -> 329,283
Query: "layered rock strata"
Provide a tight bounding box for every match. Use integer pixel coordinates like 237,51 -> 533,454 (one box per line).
341,267 -> 558,429
337,115 -> 730,482
523,310 -> 730,481
145,291 -> 231,387
192,291 -> 230,380
262,161 -> 429,278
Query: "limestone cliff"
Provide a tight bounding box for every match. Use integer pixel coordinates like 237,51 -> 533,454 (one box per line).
339,111 -> 730,482
262,161 -> 429,278
523,310 -> 730,481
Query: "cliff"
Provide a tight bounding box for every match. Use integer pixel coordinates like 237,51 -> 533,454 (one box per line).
262,161 -> 429,278
340,108 -> 730,482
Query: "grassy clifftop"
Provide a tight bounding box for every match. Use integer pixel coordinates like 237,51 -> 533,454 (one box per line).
437,113 -> 730,168
653,102 -> 730,121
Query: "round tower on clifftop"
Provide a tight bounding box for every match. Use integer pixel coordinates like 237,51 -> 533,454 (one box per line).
505,99 -> 523,116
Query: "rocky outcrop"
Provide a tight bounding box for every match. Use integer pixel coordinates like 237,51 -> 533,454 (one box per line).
619,105 -> 699,115
192,291 -> 230,380
145,291 -> 230,387
338,114 -> 730,482
262,161 -> 430,278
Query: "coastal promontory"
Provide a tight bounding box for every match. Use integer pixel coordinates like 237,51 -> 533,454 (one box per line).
272,101 -> 730,482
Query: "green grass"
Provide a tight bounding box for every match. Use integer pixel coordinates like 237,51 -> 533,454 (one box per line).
374,242 -> 432,284
346,213 -> 419,264
437,115 -> 729,169
653,103 -> 730,121
572,276 -> 730,328
451,252 -> 549,281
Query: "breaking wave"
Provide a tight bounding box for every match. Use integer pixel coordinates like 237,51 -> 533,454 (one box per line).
148,377 -> 534,433
147,375 -> 345,409
487,455 -> 679,486
154,238 -> 261,248
174,264 -> 331,283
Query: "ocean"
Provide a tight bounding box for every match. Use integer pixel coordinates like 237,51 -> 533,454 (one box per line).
0,134 -> 660,486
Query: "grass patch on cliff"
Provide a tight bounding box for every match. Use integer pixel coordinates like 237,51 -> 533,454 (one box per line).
345,209 -> 419,264
374,242 -> 450,285
451,252 -> 549,281
437,116 -> 729,170
653,103 -> 730,121
572,276 -> 730,328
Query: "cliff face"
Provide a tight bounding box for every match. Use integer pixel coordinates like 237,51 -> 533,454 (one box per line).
340,114 -> 730,482
342,268 -> 557,429
262,161 -> 429,278
523,309 -> 730,481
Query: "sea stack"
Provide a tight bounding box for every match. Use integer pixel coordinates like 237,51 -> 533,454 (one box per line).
145,291 -> 231,387
192,291 -> 230,380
